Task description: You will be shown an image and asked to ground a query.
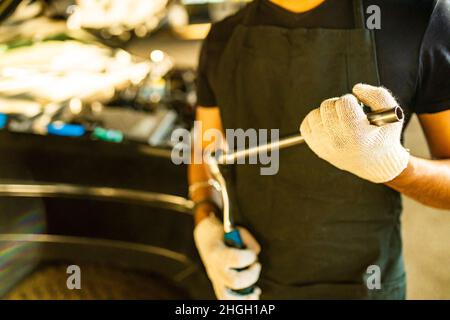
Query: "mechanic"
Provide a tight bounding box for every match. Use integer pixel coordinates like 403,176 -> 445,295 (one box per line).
188,0 -> 450,299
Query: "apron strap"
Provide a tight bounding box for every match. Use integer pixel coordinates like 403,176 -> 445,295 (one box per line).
242,0 -> 260,25
353,0 -> 365,29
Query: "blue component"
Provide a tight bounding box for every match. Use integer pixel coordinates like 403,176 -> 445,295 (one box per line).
224,228 -> 256,296
227,286 -> 255,296
224,229 -> 245,249
0,113 -> 8,129
47,123 -> 85,137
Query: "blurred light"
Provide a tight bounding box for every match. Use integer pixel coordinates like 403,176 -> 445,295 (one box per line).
69,98 -> 82,114
100,29 -> 112,39
150,92 -> 162,103
135,25 -> 148,38
109,25 -> 124,36
66,5 -> 77,15
2,68 -> 28,78
128,62 -> 152,85
67,10 -> 82,30
150,50 -> 165,63
91,102 -> 103,114
115,50 -> 132,64
44,103 -> 61,116
51,121 -> 64,129
168,5 -> 189,28
118,31 -> 132,42
146,17 -> 160,30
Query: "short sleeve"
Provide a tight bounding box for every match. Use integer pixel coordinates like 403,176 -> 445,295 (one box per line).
414,0 -> 450,114
196,36 -> 218,107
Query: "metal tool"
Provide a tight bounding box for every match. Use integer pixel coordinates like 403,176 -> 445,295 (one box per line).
207,155 -> 256,295
216,106 -> 404,165
206,106 -> 404,295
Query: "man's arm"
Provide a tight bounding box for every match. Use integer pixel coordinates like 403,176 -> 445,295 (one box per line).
386,110 -> 450,210
188,106 -> 224,225
189,107 -> 263,300
300,84 -> 450,211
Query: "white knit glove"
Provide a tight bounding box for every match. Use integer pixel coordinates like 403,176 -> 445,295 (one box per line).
194,214 -> 262,300
300,84 -> 410,183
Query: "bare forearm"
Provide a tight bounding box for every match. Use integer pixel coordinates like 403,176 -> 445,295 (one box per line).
188,162 -> 221,225
386,156 -> 450,210
189,107 -> 225,225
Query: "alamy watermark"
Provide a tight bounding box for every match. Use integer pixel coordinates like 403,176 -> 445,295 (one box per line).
171,121 -> 280,175
366,5 -> 381,30
366,264 -> 382,290
66,265 -> 81,290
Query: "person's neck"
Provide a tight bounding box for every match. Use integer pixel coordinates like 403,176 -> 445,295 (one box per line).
269,0 -> 326,13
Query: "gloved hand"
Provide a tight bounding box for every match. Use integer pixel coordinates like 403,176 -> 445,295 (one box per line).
194,214 -> 262,300
299,84 -> 410,183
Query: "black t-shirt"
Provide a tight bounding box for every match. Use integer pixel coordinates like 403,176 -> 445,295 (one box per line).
196,0 -> 450,123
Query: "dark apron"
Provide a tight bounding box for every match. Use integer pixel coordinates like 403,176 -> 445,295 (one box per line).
215,0 -> 405,299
